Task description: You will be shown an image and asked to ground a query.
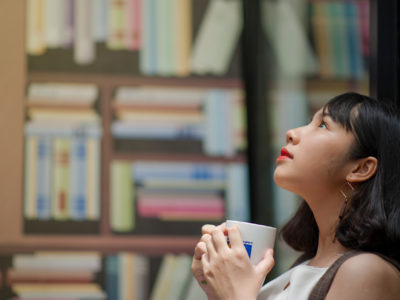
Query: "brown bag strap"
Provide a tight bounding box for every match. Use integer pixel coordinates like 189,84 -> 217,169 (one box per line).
308,251 -> 400,300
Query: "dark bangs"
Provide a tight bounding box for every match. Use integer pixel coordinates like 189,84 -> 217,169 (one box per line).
322,92 -> 365,133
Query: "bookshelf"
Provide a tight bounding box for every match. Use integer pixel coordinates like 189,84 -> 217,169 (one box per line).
0,0 -> 249,258
0,1 -> 248,298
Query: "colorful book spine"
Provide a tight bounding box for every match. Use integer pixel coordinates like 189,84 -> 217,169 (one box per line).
155,0 -> 169,75
165,254 -> 192,300
175,0 -> 191,76
106,255 -> 120,300
345,2 -> 364,79
52,138 -> 70,220
44,0 -> 64,48
150,255 -> 178,300
328,2 -> 349,78
92,0 -> 109,42
133,161 -> 226,182
110,161 -> 134,232
311,2 -> 333,78
226,163 -> 250,221
119,253 -> 134,300
86,137 -> 100,220
74,0 -> 95,64
69,137 -> 87,220
107,0 -> 126,50
24,136 -> 38,219
25,0 -> 46,55
140,0 -> 157,75
36,136 -> 52,220
134,254 -> 150,300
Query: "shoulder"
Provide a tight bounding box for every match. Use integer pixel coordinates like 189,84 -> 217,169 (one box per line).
326,253 -> 400,300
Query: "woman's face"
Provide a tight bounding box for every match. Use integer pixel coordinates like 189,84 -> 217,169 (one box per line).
273,108 -> 356,198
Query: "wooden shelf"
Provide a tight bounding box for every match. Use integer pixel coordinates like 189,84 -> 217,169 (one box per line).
27,71 -> 243,89
0,235 -> 198,255
112,152 -> 247,163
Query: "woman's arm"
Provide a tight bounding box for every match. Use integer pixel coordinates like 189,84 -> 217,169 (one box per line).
326,253 -> 400,300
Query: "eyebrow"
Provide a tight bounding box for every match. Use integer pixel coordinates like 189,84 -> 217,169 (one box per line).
313,110 -> 330,119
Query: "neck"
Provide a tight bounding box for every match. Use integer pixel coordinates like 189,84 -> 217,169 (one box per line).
304,191 -> 350,267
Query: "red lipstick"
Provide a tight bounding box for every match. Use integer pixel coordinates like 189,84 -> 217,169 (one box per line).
277,147 -> 293,161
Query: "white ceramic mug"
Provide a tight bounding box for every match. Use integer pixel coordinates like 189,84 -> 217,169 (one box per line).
226,220 -> 276,265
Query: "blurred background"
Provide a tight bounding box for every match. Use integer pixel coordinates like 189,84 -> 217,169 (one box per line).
0,0 -> 398,299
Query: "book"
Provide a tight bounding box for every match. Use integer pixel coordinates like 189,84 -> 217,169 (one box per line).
155,0 -> 170,75
262,0 -> 318,77
24,136 -> 38,219
190,0 -> 242,75
175,0 -> 191,76
133,161 -> 227,183
36,136 -> 52,220
150,254 -> 193,300
27,82 -> 98,103
226,163 -> 250,221
107,0 -> 126,50
52,138 -> 70,220
106,255 -> 120,300
25,0 -> 46,55
69,137 -> 87,220
7,269 -> 95,284
28,108 -> 100,122
44,0 -> 65,48
119,253 -> 134,300
13,252 -> 102,272
140,0 -> 157,75
110,161 -> 135,232
86,137 -> 101,220
124,0 -> 141,50
345,2 -> 364,79
114,86 -> 206,107
149,255 -> 178,300
165,254 -> 192,300
12,283 -> 106,299
111,120 -> 204,140
92,0 -> 109,42
74,0 -> 96,64
183,276 -> 208,300
311,2 -> 334,78
327,2 -> 349,78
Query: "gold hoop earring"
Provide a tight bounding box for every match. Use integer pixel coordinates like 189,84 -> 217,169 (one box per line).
339,181 -> 354,220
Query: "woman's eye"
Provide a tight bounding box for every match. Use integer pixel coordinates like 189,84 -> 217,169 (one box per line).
318,120 -> 327,128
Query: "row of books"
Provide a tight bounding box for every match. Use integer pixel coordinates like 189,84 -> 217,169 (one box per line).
111,160 -> 249,232
310,1 -> 368,79
26,0 -> 242,76
7,252 -> 105,299
5,252 -> 206,300
24,83 -> 102,221
112,85 -> 247,157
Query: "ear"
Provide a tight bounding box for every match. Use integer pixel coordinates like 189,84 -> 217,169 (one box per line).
346,156 -> 378,183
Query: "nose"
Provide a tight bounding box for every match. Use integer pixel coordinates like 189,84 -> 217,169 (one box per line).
286,127 -> 300,145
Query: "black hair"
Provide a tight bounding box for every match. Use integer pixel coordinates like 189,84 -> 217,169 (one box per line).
281,92 -> 400,264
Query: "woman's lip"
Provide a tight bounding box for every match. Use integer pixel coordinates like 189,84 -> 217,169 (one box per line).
276,155 -> 291,161
280,147 -> 293,158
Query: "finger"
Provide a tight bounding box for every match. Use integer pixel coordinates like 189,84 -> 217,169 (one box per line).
211,227 -> 229,252
255,249 -> 275,277
194,241 -> 207,260
202,224 -> 216,235
205,234 -> 217,258
216,222 -> 228,236
227,225 -> 245,249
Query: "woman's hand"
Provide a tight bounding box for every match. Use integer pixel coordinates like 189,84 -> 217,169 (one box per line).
192,224 -> 224,300
201,225 -> 274,300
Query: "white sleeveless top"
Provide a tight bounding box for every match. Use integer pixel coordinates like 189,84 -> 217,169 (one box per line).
257,261 -> 328,300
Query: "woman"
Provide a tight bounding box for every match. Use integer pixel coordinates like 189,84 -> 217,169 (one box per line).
192,92 -> 400,300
